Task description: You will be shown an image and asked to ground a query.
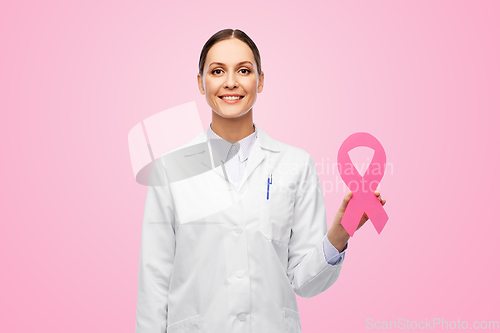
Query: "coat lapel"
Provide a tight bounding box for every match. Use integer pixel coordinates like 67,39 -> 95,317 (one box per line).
181,124 -> 281,189
238,125 -> 280,189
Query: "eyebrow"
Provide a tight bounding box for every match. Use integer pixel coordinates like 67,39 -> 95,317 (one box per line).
208,61 -> 253,67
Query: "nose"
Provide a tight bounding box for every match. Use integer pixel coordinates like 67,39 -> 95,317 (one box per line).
224,72 -> 239,89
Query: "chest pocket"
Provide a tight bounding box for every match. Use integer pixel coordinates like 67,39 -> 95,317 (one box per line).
260,181 -> 295,243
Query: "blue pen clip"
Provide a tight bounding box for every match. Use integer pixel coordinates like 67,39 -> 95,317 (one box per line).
267,173 -> 272,200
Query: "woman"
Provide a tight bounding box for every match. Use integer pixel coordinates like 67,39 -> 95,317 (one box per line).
135,29 -> 386,333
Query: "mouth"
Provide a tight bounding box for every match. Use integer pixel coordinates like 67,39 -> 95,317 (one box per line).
219,94 -> 244,101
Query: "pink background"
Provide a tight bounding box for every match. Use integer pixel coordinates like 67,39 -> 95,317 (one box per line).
1,1 -> 499,332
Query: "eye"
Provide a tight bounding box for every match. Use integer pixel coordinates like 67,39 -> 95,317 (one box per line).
211,69 -> 223,75
240,68 -> 251,74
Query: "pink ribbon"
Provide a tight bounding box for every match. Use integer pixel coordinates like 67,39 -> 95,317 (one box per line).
337,132 -> 389,236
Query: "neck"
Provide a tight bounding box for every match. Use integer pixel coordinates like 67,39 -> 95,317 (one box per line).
210,109 -> 255,143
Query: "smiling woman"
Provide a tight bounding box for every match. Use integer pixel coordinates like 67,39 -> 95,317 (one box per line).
197,32 -> 264,141
135,28 -> 386,333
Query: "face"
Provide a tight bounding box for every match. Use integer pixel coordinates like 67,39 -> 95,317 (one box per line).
197,38 -> 264,119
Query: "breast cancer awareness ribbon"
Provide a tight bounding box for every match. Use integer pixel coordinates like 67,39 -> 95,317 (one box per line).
337,132 -> 389,236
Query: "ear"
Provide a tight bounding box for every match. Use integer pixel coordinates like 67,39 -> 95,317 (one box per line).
197,73 -> 205,95
257,70 -> 264,93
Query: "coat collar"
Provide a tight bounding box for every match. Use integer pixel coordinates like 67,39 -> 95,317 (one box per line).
207,123 -> 257,164
183,124 -> 280,190
188,123 -> 280,153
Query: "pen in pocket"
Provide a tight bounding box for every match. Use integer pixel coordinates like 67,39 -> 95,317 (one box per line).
267,173 -> 272,200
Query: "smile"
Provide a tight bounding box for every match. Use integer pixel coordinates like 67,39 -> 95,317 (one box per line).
219,96 -> 244,100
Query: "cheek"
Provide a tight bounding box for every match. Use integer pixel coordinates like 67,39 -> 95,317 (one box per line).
243,80 -> 258,94
204,80 -> 218,95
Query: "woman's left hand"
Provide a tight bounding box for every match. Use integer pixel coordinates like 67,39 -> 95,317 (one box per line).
326,190 -> 386,252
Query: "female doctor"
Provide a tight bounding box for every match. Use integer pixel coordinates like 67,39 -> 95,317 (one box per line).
135,29 -> 386,333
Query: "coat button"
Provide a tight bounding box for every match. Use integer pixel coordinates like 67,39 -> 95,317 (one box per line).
234,226 -> 243,234
238,313 -> 246,321
236,270 -> 244,278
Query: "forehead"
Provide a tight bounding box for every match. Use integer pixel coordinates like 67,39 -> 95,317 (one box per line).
205,38 -> 255,67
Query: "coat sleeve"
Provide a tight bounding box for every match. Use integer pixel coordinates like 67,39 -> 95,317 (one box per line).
286,153 -> 344,299
136,157 -> 176,333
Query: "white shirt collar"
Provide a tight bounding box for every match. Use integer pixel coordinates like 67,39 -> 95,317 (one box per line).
207,123 -> 257,163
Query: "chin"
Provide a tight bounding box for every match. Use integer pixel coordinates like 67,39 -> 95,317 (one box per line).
216,109 -> 249,119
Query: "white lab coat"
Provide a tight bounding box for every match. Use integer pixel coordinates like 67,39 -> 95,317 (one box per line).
136,124 -> 344,333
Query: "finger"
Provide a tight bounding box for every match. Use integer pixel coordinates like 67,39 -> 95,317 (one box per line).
374,190 -> 380,196
381,199 -> 386,206
339,191 -> 353,212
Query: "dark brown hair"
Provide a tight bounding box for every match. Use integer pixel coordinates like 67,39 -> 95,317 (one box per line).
198,29 -> 262,77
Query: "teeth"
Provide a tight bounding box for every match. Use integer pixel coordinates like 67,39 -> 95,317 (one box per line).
221,96 -> 242,100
